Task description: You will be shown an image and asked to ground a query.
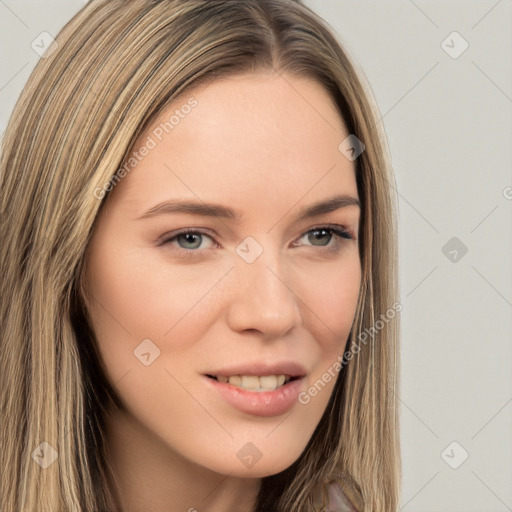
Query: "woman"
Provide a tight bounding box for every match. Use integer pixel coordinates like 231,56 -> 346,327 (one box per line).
0,1 -> 401,511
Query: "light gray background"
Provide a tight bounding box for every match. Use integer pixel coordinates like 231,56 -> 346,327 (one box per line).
1,1 -> 511,511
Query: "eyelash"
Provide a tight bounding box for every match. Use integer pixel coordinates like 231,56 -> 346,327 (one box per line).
158,224 -> 354,258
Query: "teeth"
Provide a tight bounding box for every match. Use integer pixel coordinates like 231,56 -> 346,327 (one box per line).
215,374 -> 291,391
241,375 -> 260,390
229,375 -> 242,387
259,375 -> 277,389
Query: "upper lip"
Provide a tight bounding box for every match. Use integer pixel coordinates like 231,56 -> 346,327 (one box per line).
204,361 -> 307,378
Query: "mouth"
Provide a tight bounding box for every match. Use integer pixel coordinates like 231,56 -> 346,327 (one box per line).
203,363 -> 307,416
205,374 -> 301,392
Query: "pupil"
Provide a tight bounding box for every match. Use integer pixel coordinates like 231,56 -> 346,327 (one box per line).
179,233 -> 201,249
310,229 -> 331,246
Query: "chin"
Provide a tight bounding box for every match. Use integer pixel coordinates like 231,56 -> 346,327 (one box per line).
193,437 -> 307,479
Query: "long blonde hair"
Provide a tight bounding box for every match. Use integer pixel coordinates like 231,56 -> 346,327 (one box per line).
0,1 -> 400,510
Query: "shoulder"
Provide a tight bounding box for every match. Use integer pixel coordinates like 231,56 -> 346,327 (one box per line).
323,480 -> 363,512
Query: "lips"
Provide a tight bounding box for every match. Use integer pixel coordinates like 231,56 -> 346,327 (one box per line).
203,372 -> 306,417
201,361 -> 308,415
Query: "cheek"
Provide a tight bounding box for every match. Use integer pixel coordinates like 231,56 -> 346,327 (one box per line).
85,241 -> 231,343
298,255 -> 361,350
298,258 -> 361,403
83,242 -> 241,395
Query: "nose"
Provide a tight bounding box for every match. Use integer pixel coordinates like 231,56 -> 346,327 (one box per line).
226,252 -> 302,339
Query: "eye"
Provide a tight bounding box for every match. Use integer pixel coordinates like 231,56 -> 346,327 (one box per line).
293,225 -> 353,252
158,228 -> 217,255
158,224 -> 354,258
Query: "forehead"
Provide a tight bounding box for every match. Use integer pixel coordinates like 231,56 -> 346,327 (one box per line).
112,72 -> 357,217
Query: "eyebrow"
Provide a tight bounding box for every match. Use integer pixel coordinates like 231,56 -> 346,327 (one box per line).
137,194 -> 360,222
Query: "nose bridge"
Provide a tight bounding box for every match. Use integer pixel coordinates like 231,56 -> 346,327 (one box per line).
226,242 -> 302,337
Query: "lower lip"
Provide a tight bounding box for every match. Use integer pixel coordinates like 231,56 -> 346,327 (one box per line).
203,376 -> 304,417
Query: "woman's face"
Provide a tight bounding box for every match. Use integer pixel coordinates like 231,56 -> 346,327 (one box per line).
84,72 -> 361,478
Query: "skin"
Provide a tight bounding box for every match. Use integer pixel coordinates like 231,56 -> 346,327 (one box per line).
83,71 -> 361,512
